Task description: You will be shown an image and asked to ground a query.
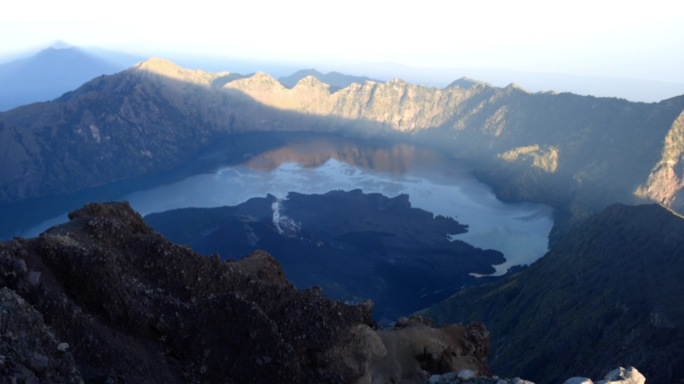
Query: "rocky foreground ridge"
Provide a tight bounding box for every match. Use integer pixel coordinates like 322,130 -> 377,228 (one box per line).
0,201 -> 493,384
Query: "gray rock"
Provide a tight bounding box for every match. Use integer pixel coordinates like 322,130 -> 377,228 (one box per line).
27,270 -> 41,286
458,369 -> 476,382
564,378 -> 593,384
30,353 -> 49,372
512,378 -> 535,384
443,372 -> 457,380
429,375 -> 443,384
602,367 -> 646,384
57,342 -> 69,352
13,259 -> 27,275
17,364 -> 35,380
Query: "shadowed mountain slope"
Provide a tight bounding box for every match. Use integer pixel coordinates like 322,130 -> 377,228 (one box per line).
418,203 -> 684,384
2,58 -> 684,240
0,47 -> 129,112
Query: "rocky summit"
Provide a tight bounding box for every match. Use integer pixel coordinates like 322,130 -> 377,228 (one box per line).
0,201 -> 384,383
0,201 -> 491,384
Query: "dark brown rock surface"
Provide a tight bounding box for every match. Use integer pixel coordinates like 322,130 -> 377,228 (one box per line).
371,319 -> 490,384
0,201 -> 385,384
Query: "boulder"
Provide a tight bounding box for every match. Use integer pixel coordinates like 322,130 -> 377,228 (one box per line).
564,378 -> 594,384
599,367 -> 646,384
458,369 -> 476,381
372,320 -> 490,384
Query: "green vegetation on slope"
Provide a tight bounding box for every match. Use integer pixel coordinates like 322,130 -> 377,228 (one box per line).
418,203 -> 684,384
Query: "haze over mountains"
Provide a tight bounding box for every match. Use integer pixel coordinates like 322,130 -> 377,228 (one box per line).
325,63 -> 684,103
2,45 -> 684,113
278,69 -> 382,92
0,47 -> 133,111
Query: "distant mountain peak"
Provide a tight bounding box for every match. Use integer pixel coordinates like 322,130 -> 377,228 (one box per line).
446,77 -> 492,89
247,71 -> 281,84
48,40 -> 74,49
132,57 -> 180,72
506,82 -> 531,93
294,75 -> 327,88
278,69 -> 382,89
130,58 -> 223,86
223,71 -> 284,92
295,68 -> 324,76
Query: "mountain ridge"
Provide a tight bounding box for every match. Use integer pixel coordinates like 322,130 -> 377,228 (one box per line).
2,58 -> 684,241
278,68 -> 382,90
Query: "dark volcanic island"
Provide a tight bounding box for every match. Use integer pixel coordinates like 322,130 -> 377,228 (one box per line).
145,189 -> 507,322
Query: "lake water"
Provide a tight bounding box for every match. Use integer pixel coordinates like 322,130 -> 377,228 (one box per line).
4,132 -> 553,275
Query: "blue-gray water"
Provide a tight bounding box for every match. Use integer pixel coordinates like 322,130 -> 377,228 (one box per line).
7,133 -> 553,274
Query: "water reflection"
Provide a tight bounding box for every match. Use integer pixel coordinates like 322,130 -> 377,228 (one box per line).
246,139 -> 435,175
12,133 -> 553,274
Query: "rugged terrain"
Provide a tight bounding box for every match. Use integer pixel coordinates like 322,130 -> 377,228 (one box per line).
2,58 -> 684,241
418,203 -> 684,384
1,201 -> 384,383
145,190 -> 507,322
278,69 -> 381,92
0,201 -> 493,384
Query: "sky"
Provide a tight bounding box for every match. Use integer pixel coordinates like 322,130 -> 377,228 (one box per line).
1,0 -> 683,83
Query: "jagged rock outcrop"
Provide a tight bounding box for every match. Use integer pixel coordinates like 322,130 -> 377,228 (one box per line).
371,317 -> 490,384
636,109 -> 684,211
419,203 -> 684,384
561,366 -> 646,384
0,201 -> 387,383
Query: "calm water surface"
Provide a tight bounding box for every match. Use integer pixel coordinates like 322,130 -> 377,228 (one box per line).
11,133 -> 553,274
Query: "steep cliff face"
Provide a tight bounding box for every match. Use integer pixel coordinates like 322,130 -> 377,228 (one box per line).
418,203 -> 684,384
0,201 -> 387,384
636,110 -> 684,210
